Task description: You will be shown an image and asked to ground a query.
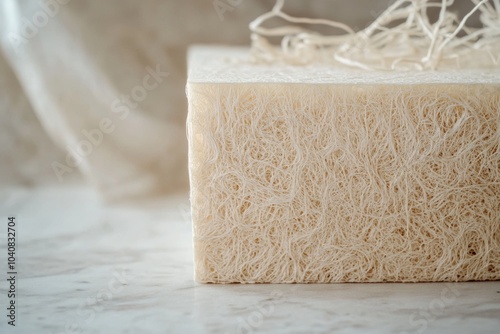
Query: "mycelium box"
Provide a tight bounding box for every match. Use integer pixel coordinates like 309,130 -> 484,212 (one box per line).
187,46 -> 500,283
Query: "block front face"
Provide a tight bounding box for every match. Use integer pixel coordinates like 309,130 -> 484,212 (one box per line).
187,83 -> 500,283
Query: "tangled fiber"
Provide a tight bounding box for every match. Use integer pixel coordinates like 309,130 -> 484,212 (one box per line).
250,0 -> 500,70
187,0 -> 500,283
188,80 -> 500,283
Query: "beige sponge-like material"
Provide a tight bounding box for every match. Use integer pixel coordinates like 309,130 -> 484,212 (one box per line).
187,46 -> 500,283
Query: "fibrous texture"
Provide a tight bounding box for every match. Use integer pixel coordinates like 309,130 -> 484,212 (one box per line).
188,75 -> 500,283
250,0 -> 500,70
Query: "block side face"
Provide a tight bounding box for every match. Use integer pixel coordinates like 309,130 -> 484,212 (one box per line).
187,83 -> 214,282
188,82 -> 500,283
188,46 -> 500,85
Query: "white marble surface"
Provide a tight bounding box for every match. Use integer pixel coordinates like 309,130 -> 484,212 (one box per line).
0,186 -> 499,334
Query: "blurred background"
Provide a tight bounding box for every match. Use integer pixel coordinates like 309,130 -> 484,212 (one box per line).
0,0 -> 476,200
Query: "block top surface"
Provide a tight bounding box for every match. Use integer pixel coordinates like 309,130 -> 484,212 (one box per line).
188,45 -> 500,85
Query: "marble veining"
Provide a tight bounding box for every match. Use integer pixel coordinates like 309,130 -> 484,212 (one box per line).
0,186 -> 499,334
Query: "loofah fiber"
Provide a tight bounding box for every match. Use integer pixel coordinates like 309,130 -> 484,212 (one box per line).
250,0 -> 500,71
187,46 -> 500,283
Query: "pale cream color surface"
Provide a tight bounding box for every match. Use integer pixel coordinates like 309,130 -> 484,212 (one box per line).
188,47 -> 500,283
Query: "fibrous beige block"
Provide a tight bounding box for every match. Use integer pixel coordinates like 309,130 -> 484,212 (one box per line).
187,46 -> 500,283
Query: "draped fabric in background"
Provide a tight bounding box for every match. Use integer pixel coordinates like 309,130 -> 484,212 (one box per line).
0,0 -> 475,200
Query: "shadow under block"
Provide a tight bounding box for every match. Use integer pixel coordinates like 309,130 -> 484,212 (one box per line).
187,46 -> 500,283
